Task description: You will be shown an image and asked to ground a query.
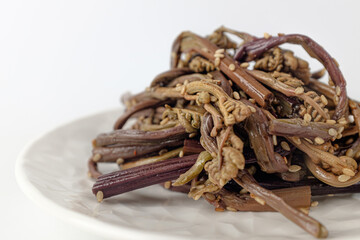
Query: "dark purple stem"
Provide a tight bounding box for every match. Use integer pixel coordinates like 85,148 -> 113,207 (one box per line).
95,126 -> 187,147
235,34 -> 347,120
92,154 -> 198,199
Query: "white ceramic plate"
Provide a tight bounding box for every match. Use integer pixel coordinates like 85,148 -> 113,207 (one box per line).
16,109 -> 360,240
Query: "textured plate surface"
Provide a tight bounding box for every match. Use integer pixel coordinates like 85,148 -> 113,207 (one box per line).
16,109 -> 360,240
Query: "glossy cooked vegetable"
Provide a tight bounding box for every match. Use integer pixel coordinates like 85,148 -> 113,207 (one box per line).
87,27 -> 360,238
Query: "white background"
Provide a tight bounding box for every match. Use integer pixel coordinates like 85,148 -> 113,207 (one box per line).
1,0 -> 360,239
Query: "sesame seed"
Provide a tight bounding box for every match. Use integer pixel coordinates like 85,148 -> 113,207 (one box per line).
338,119 -> 348,125
343,168 -> 355,177
337,133 -> 343,140
327,194 -> 334,197
311,201 -> 319,207
336,86 -> 341,96
264,32 -> 271,39
179,150 -> 184,157
339,126 -> 345,133
240,62 -> 249,68
189,133 -> 197,138
328,128 -> 338,137
304,113 -> 312,122
215,207 -> 225,212
239,189 -> 248,194
205,193 -> 216,201
197,184 -> 205,189
214,53 -> 225,58
272,135 -> 278,146
281,141 -> 291,151
315,137 -> 325,145
255,196 -> 266,205
338,117 -> 346,122
249,106 -> 256,113
346,138 -> 354,145
334,95 -> 339,105
233,91 -> 240,100
321,95 -> 328,105
229,63 -> 236,71
164,181 -> 171,189
215,48 -> 225,54
248,166 -> 257,175
355,151 -> 360,159
116,158 -> 124,165
305,138 -> 313,144
180,85 -> 186,95
295,87 -> 304,95
96,191 -> 104,202
346,149 -> 354,158
93,153 -> 102,162
237,91 -> 244,98
184,79 -> 189,85
194,194 -> 201,200
226,207 -> 238,212
249,98 -> 256,104
210,96 -> 217,102
289,165 -> 302,173
300,208 -> 309,214
328,78 -> 334,86
326,120 -> 336,125
228,80 -> 233,86
214,57 -> 220,67
338,174 -> 351,182
292,137 -> 301,145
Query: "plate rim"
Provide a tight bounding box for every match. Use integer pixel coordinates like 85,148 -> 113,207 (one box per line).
15,108 -> 360,240
15,108 -> 183,240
